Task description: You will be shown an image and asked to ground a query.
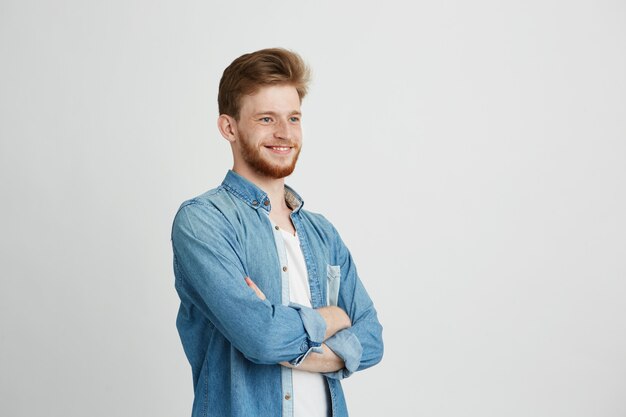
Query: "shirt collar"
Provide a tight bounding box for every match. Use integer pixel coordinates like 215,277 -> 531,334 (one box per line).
221,170 -> 304,213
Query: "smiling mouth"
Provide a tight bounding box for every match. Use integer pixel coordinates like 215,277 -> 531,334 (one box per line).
264,145 -> 293,154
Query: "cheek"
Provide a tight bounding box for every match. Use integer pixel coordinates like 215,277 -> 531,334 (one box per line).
239,127 -> 265,143
251,126 -> 272,138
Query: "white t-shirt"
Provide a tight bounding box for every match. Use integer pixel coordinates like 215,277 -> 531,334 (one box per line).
281,228 -> 329,417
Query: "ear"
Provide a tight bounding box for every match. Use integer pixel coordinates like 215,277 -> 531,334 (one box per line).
217,114 -> 237,143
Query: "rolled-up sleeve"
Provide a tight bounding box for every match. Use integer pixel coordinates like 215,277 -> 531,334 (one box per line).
323,329 -> 363,379
288,303 -> 326,366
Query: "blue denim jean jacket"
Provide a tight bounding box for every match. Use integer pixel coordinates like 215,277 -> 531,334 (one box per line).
171,170 -> 384,417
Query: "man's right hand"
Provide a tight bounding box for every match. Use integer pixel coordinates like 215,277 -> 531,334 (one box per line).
245,276 -> 266,300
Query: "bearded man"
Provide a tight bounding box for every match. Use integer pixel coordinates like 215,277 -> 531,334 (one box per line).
171,48 -> 383,417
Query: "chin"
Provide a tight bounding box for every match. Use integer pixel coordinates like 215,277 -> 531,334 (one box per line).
259,164 -> 297,179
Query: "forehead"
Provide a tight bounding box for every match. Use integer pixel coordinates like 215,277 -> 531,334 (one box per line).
239,84 -> 301,115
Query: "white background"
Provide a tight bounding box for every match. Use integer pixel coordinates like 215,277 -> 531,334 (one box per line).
1,1 -> 625,416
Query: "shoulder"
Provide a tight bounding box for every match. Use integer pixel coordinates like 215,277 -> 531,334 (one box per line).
172,186 -> 236,238
299,209 -> 340,242
300,208 -> 332,227
178,185 -> 231,211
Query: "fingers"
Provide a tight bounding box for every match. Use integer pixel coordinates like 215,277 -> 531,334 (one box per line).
245,277 -> 266,300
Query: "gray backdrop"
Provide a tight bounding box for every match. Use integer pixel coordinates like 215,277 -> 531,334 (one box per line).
1,1 -> 625,416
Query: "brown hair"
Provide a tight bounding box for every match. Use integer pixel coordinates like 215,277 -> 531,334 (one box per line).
218,48 -> 310,119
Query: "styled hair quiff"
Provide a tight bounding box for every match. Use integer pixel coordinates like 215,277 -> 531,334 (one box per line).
218,48 -> 311,119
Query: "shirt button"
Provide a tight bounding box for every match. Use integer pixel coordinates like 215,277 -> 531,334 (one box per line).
252,200 -> 259,206
275,226 -> 279,230
282,266 -> 288,272
264,200 -> 270,206
284,393 -> 291,401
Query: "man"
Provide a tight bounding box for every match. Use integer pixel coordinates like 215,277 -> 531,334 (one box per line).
171,48 -> 383,417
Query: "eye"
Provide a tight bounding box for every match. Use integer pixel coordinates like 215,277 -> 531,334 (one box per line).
289,116 -> 300,122
259,117 -> 272,123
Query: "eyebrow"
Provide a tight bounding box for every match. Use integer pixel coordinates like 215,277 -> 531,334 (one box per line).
253,111 -> 302,117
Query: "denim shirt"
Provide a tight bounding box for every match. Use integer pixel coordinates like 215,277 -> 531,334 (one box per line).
171,170 -> 384,417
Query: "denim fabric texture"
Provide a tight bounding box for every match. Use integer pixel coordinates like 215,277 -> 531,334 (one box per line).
171,170 -> 384,417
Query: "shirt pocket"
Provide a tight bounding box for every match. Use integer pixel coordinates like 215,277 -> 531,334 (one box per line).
326,265 -> 341,306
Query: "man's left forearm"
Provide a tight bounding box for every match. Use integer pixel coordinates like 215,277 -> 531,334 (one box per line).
280,343 -> 344,373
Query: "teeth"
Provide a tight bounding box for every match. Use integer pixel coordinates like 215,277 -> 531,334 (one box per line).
270,147 -> 290,150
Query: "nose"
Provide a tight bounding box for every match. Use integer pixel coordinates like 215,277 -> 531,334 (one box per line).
273,119 -> 290,140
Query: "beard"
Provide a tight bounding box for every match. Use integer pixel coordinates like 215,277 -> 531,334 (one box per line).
238,133 -> 301,179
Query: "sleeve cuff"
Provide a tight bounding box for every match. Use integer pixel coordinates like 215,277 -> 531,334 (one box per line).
288,303 -> 326,366
323,329 -> 363,380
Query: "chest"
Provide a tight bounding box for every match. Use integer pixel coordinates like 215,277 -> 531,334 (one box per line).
239,212 -> 332,308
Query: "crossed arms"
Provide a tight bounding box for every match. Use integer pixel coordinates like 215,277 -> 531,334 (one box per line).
245,276 -> 350,373
172,203 -> 383,378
